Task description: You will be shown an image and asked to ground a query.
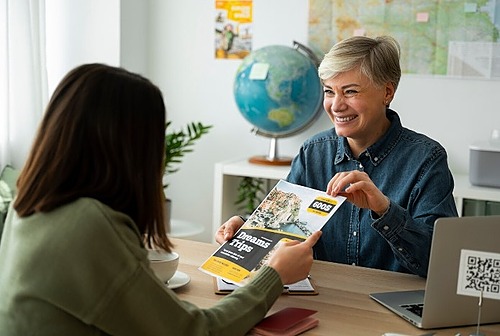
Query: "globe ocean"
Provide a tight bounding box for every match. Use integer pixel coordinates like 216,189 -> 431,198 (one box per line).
233,44 -> 323,138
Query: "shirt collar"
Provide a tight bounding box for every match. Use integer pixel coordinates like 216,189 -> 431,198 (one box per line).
334,109 -> 403,166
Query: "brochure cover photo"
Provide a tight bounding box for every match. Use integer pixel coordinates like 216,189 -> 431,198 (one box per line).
200,180 -> 346,286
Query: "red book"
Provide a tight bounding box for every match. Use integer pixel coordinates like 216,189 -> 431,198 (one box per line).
249,307 -> 319,336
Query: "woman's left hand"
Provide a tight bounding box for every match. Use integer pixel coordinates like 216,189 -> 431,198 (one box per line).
326,170 -> 390,217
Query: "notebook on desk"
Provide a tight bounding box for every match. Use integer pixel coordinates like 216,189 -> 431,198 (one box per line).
370,215 -> 500,329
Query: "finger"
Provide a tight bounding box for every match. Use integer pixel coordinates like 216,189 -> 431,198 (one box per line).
328,172 -> 353,195
215,226 -> 227,244
303,231 -> 322,247
279,239 -> 301,247
344,180 -> 375,196
326,178 -> 335,194
226,220 -> 242,238
223,226 -> 235,240
343,180 -> 360,193
327,173 -> 343,194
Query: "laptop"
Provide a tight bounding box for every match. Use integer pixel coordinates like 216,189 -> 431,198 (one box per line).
370,215 -> 500,329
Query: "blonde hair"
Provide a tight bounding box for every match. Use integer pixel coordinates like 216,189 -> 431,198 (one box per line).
318,35 -> 401,91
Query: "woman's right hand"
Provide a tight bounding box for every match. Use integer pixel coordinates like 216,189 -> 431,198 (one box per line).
215,215 -> 245,244
267,231 -> 322,285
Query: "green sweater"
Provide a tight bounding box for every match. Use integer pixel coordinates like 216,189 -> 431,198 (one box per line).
0,198 -> 283,335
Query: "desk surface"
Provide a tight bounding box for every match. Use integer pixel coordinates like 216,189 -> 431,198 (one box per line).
170,238 -> 500,336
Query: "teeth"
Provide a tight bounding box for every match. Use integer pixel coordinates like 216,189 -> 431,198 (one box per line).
336,116 -> 356,122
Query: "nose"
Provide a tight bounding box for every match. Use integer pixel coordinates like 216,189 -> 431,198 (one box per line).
327,94 -> 347,113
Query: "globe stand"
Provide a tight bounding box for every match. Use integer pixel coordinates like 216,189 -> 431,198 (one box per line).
249,137 -> 292,166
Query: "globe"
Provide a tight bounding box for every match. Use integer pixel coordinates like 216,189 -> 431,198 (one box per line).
233,42 -> 323,165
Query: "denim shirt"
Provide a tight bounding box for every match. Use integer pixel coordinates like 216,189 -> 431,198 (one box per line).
287,110 -> 458,277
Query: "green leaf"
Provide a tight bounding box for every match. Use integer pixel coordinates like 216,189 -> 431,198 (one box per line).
235,177 -> 266,214
164,121 -> 213,187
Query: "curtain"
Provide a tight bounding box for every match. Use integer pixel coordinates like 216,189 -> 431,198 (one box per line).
0,0 -> 48,169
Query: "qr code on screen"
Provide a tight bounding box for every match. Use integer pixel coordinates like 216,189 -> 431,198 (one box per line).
457,249 -> 500,300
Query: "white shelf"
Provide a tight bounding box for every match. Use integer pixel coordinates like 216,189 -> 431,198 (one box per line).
453,173 -> 500,216
217,158 -> 290,179
453,173 -> 500,202
212,158 -> 290,242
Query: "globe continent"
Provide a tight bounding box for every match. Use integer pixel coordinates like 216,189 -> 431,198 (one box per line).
234,45 -> 323,137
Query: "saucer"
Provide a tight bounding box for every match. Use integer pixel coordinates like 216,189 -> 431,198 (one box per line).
166,271 -> 190,289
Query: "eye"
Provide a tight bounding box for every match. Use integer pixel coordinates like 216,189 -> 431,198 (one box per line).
323,88 -> 334,96
344,89 -> 358,97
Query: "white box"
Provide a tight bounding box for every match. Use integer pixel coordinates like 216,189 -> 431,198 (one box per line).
469,141 -> 500,188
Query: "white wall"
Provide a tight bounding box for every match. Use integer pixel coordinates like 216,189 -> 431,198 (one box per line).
43,0 -> 500,243
120,0 -> 149,75
146,0 -> 331,243
45,0 -> 121,95
147,0 -> 500,243
394,75 -> 500,169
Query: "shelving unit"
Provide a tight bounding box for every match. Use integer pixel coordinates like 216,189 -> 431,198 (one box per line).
212,158 -> 290,241
453,174 -> 500,216
212,159 -> 500,241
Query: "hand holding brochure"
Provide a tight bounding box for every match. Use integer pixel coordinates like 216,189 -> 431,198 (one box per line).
200,180 -> 346,286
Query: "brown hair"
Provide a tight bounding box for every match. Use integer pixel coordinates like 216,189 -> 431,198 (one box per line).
14,63 -> 172,251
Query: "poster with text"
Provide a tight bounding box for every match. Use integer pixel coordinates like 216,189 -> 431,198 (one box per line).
215,0 -> 253,59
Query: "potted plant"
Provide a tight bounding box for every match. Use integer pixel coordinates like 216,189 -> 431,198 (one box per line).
163,121 -> 212,231
234,177 -> 266,218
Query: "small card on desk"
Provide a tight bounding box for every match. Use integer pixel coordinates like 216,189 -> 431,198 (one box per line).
248,307 -> 319,336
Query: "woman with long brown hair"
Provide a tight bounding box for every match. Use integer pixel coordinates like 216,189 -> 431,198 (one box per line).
0,63 -> 320,335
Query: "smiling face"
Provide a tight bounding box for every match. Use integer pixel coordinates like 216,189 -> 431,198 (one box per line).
322,67 -> 395,157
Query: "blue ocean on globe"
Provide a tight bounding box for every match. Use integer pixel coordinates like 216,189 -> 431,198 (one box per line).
233,45 -> 323,137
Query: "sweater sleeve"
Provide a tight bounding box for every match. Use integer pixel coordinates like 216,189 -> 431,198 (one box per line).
94,265 -> 283,336
75,200 -> 285,336
0,198 -> 284,336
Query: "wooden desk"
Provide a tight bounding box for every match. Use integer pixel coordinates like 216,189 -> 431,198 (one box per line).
170,238 -> 500,336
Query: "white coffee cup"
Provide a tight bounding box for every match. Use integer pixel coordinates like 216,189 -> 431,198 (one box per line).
148,249 -> 179,283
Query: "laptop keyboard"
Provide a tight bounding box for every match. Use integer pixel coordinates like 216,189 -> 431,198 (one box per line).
401,303 -> 424,317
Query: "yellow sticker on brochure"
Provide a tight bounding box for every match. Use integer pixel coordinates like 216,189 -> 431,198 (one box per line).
307,197 -> 338,216
200,256 -> 251,283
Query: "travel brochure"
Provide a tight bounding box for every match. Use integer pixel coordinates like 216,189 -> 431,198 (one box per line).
200,180 -> 346,287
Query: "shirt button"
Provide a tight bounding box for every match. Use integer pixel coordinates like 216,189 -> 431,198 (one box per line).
359,163 -> 363,169
398,247 -> 403,252
352,263 -> 356,266
383,225 -> 389,231
365,152 -> 369,157
352,231 -> 357,236
374,157 -> 379,162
